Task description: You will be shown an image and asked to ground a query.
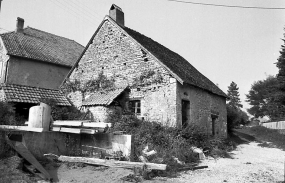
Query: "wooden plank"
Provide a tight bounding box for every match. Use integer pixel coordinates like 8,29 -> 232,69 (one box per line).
82,122 -> 112,128
59,127 -> 81,134
6,136 -> 52,180
0,125 -> 43,132
51,126 -> 61,132
58,156 -> 167,170
81,129 -> 97,134
53,121 -> 83,127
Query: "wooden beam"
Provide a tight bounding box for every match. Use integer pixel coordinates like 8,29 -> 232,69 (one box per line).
53,121 -> 83,127
51,126 -> 61,132
81,129 -> 97,134
57,156 -> 166,170
82,122 -> 112,128
0,125 -> 43,132
58,127 -> 81,134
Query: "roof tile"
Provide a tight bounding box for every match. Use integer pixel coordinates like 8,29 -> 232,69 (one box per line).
1,27 -> 84,67
1,83 -> 70,106
123,26 -> 227,98
82,88 -> 126,106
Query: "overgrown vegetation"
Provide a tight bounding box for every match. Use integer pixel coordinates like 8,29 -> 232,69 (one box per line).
0,102 -> 21,126
112,115 -> 235,173
132,70 -> 164,87
61,71 -> 116,95
39,98 -> 84,120
0,102 -> 20,158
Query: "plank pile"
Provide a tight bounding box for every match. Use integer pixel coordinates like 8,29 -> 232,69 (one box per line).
51,120 -> 112,134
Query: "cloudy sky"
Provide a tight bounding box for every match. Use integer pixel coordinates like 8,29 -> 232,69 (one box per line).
1,0 -> 285,111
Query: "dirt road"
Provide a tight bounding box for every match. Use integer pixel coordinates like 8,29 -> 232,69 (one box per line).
165,141 -> 284,183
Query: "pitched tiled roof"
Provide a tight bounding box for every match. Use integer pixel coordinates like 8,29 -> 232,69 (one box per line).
0,84 -> 70,106
123,26 -> 227,98
0,27 -> 84,67
82,88 -> 126,106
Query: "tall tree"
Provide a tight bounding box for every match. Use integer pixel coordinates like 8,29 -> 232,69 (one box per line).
246,75 -> 279,119
227,81 -> 243,109
274,27 -> 285,119
226,82 -> 249,131
276,28 -> 285,90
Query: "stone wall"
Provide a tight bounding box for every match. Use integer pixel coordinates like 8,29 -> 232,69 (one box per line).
69,19 -> 178,125
177,83 -> 227,137
0,131 -> 132,160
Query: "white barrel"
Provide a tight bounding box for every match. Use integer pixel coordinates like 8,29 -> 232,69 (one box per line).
28,103 -> 51,131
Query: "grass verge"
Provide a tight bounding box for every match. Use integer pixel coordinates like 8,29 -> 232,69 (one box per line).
236,126 -> 285,151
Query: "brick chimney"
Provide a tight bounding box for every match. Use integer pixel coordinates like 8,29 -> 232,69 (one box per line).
16,17 -> 24,33
109,4 -> 124,27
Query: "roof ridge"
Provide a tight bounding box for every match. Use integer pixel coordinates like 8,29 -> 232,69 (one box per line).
3,83 -> 61,91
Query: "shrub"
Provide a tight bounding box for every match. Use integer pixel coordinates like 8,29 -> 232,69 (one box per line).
39,98 -> 85,120
0,101 -> 18,158
112,115 -> 234,172
0,101 -> 18,125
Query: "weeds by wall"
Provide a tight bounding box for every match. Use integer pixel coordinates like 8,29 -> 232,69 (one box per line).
112,115 -> 235,171
0,102 -> 19,158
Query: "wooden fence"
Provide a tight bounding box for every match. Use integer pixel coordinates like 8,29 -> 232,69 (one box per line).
261,121 -> 285,129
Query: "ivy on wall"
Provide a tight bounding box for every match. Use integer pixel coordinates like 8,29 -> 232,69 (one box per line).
132,70 -> 164,87
61,72 -> 116,95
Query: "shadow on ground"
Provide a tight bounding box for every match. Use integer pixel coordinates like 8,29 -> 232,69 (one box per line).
229,130 -> 256,145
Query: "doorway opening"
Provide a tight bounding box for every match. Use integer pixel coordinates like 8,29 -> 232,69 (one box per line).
182,100 -> 190,128
211,115 -> 218,135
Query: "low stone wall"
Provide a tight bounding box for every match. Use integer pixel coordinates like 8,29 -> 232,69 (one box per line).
0,131 -> 132,160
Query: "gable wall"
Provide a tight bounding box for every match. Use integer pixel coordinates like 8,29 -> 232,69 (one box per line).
0,39 -> 9,83
177,83 -> 227,137
69,20 -> 178,126
6,56 -> 71,89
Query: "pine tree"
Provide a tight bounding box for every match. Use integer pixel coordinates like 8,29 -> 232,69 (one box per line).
227,81 -> 243,109
274,27 -> 285,119
277,28 -> 285,89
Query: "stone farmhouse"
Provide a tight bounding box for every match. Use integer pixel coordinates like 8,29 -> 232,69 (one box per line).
65,4 -> 228,137
0,17 -> 84,118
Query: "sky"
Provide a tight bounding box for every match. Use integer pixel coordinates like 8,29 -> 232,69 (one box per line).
0,0 -> 285,112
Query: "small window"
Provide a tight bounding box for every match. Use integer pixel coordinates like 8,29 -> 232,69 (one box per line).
129,100 -> 141,115
123,63 -> 126,66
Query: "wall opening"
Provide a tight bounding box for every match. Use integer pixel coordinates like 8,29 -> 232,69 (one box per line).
211,114 -> 218,136
182,100 -> 190,128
